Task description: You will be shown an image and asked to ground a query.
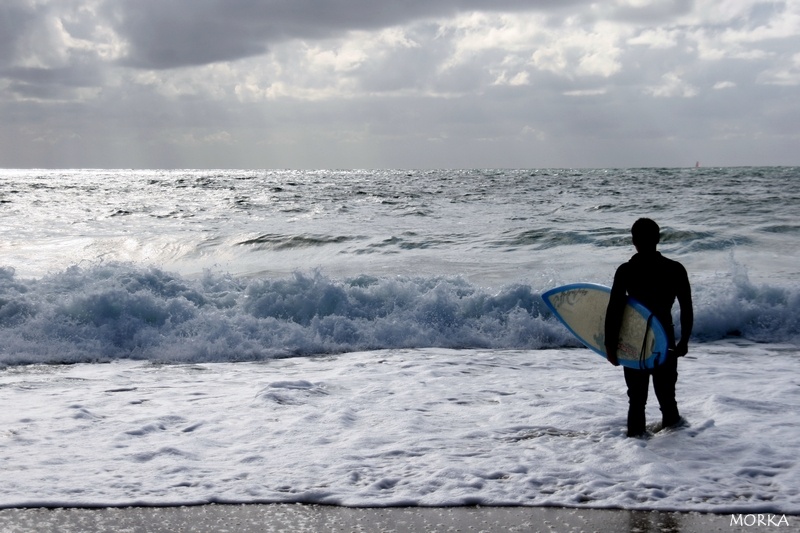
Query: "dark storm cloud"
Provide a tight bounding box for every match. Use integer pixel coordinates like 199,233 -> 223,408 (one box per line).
106,0 -> 585,69
2,61 -> 104,100
3,56 -> 103,86
0,1 -> 38,67
0,1 -> 109,101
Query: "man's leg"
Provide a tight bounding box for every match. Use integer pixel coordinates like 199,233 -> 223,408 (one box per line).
623,367 -> 649,437
653,355 -> 680,428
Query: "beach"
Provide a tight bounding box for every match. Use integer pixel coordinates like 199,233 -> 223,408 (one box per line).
1,504 -> 795,533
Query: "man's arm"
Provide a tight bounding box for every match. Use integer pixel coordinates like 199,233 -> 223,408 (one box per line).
604,266 -> 628,366
674,266 -> 693,357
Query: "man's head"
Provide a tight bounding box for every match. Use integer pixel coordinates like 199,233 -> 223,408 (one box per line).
631,218 -> 660,251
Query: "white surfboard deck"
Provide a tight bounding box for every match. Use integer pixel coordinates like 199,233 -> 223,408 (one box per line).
542,283 -> 669,369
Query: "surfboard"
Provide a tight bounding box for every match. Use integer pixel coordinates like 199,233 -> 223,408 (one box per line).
541,283 -> 669,369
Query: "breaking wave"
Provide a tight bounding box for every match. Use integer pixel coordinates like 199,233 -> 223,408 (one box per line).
0,263 -> 797,366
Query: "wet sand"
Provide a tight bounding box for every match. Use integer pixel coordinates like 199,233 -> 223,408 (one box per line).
0,504 -> 793,533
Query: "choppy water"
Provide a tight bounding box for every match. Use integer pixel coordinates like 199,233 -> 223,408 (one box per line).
1,167 -> 798,365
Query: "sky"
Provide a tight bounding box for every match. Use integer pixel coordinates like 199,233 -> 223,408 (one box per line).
1,0 -> 799,169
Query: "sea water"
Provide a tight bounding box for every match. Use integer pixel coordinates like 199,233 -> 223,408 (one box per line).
0,167 -> 798,512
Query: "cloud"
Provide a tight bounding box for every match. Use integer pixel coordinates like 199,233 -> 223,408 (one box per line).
0,0 -> 119,102
1,0 -> 799,168
759,52 -> 800,86
104,0 -> 585,70
628,27 -> 680,49
0,2 -> 33,67
604,0 -> 694,23
645,71 -> 698,98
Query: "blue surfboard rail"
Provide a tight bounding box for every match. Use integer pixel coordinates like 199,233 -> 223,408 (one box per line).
541,283 -> 670,369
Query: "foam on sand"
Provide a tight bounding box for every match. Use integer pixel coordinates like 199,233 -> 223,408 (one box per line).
1,343 -> 797,513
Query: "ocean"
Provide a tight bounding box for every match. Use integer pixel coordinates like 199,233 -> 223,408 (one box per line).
0,167 -> 798,513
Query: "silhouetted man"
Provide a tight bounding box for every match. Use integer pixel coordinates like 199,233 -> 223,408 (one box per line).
605,218 -> 693,438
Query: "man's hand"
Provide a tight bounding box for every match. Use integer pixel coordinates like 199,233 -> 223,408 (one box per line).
674,341 -> 689,357
605,344 -> 620,366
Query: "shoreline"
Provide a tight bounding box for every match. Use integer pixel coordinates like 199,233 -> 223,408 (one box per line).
0,504 -> 795,533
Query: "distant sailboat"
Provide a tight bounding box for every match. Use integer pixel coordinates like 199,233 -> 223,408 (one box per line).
695,161 -> 700,168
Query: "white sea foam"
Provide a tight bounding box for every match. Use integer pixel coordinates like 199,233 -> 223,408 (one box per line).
0,343 -> 797,512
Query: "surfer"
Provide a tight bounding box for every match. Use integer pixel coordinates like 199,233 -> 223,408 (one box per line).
604,218 -> 693,438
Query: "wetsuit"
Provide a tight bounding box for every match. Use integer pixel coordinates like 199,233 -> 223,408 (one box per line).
605,250 -> 693,436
